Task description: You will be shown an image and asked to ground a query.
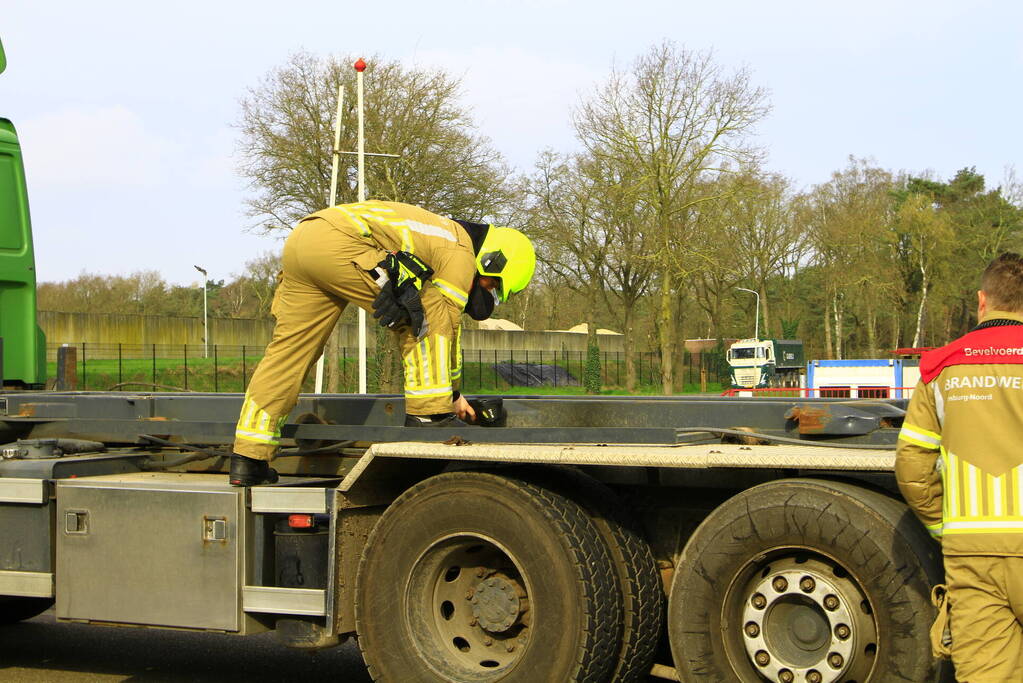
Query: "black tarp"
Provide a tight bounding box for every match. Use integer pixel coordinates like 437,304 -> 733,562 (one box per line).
493,362 -> 579,387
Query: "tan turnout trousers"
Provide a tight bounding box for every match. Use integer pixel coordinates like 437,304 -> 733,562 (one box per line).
945,555 -> 1023,681
233,202 -> 475,461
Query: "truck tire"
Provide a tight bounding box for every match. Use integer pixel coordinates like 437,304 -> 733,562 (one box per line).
355,471 -> 621,683
0,596 -> 53,624
509,466 -> 663,683
668,478 -> 946,683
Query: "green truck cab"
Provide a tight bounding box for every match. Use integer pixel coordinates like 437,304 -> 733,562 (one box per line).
0,37 -> 47,388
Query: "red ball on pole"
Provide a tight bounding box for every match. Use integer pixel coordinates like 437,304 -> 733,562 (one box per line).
354,58 -> 366,72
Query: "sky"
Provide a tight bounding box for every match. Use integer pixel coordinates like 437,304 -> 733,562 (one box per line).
3,0 -> 1021,286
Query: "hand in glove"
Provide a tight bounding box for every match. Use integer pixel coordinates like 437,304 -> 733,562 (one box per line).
371,251 -> 434,340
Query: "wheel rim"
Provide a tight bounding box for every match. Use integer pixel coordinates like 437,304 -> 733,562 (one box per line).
724,549 -> 878,683
405,533 -> 532,680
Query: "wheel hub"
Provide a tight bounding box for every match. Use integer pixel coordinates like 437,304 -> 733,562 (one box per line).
741,569 -> 854,683
405,534 -> 532,679
471,572 -> 525,633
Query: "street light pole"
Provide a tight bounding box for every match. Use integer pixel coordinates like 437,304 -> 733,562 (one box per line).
194,265 -> 208,358
736,287 -> 760,340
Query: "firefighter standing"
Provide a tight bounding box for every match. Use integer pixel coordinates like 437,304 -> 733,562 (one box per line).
896,252 -> 1023,681
229,200 -> 535,486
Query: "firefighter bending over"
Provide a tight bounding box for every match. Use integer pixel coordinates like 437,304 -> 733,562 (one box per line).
229,201 -> 535,486
896,252 -> 1023,681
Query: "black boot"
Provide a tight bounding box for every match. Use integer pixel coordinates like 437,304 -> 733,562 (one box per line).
404,413 -> 468,428
229,454 -> 279,487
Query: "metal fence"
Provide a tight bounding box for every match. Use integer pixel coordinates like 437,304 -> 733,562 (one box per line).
47,343 -> 724,394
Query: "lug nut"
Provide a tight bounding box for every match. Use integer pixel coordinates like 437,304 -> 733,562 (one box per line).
505,643 -> 515,652
835,623 -> 850,639
468,617 -> 478,626
772,576 -> 789,593
779,669 -> 794,683
823,594 -> 839,611
800,576 -> 816,592
466,589 -> 475,600
828,652 -> 844,669
751,593 -> 767,609
754,650 -> 770,666
806,670 -> 822,683
483,636 -> 493,646
477,567 -> 486,577
744,621 -> 760,638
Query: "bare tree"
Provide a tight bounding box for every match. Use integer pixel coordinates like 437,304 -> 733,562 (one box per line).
524,151 -> 612,392
237,52 -> 513,389
574,41 -> 769,393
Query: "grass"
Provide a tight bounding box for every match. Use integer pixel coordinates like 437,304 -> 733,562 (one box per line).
49,356 -> 724,395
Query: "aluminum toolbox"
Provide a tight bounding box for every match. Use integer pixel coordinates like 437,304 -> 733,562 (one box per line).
55,473 -> 249,631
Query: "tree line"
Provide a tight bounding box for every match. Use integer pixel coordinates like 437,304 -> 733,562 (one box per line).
40,41 -> 1023,394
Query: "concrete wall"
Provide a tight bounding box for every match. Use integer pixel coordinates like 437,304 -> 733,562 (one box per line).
38,311 -> 628,354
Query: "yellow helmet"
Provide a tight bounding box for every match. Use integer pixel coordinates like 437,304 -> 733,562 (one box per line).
476,226 -> 536,302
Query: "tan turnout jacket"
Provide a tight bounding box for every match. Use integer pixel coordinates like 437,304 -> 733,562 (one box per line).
896,310 -> 1023,555
233,201 -> 477,461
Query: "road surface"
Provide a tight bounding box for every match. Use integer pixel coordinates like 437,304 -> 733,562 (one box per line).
0,610 -> 373,682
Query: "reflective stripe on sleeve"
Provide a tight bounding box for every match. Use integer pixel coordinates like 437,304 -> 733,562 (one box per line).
433,278 -> 469,308
899,422 -> 941,450
925,522 -> 943,538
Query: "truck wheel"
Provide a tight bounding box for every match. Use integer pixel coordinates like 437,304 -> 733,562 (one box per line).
355,471 -> 620,683
668,478 -> 944,683
510,466 -> 663,683
0,596 -> 53,624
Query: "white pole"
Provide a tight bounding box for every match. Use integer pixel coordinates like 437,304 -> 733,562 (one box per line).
194,265 -> 208,358
355,58 -> 368,395
314,85 -> 346,395
203,275 -> 208,358
737,287 -> 760,340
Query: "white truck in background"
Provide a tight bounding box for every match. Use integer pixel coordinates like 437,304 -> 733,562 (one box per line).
726,338 -> 804,388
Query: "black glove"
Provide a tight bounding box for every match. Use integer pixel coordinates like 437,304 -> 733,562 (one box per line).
371,251 -> 434,339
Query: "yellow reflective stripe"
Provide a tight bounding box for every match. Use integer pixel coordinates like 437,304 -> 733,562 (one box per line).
399,219 -> 457,243
433,278 -> 469,307
944,520 -> 1023,533
940,449 -> 950,520
452,326 -> 462,380
925,522 -> 943,538
437,336 -> 449,387
403,350 -> 419,389
235,397 -> 285,443
405,385 -> 453,397
968,463 -> 980,518
235,429 -> 281,445
991,474 -> 1005,517
903,422 -> 941,441
899,423 -> 940,449
1017,466 -> 1023,517
420,338 -> 432,387
333,206 -> 372,237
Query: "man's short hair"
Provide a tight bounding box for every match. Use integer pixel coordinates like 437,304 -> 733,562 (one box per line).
982,252 -> 1023,312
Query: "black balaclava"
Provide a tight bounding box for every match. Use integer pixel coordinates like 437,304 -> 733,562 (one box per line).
453,218 -> 498,320
466,278 -> 499,320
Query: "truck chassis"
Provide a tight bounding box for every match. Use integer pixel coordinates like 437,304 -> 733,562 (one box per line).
0,392 -> 949,682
